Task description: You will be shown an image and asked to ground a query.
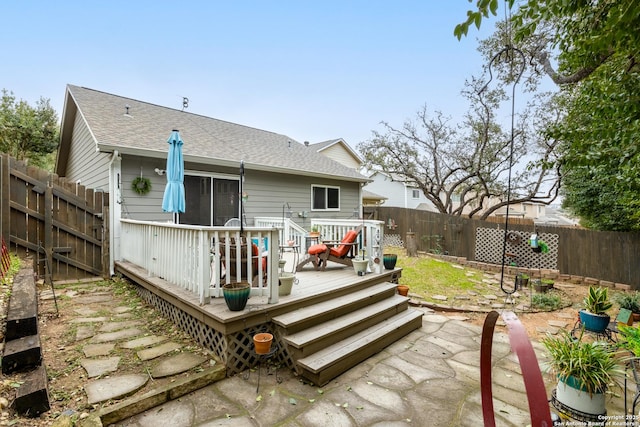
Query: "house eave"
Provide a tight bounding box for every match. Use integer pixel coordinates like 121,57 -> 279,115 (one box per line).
97,143 -> 371,183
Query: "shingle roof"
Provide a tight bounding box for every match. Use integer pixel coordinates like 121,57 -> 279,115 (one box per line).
63,85 -> 368,182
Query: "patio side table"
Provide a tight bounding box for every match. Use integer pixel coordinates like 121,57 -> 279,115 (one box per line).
243,345 -> 282,393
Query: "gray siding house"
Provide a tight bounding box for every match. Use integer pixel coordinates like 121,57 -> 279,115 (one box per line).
56,85 -> 369,271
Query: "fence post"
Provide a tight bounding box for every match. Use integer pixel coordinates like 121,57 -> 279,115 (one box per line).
44,185 -> 53,284
0,155 -> 9,247
406,231 -> 417,257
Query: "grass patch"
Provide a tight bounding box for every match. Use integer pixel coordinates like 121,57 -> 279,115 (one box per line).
393,250 -> 484,298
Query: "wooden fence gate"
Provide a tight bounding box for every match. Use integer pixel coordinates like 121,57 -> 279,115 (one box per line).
0,154 -> 108,282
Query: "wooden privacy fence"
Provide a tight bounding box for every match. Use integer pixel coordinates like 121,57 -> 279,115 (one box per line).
0,154 -> 108,282
374,206 -> 640,289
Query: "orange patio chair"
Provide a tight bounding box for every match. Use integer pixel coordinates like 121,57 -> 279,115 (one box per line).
296,226 -> 362,271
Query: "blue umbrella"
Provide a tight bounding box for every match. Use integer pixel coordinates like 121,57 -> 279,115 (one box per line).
162,129 -> 186,215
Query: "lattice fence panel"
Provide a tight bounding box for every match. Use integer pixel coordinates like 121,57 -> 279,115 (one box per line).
384,234 -> 404,247
134,285 -> 294,376
474,227 -> 559,270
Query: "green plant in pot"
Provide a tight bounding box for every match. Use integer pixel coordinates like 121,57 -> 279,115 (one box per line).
309,225 -> 320,238
543,330 -> 623,416
515,273 -> 529,289
618,324 -> 640,358
615,291 -> 640,322
579,286 -> 612,333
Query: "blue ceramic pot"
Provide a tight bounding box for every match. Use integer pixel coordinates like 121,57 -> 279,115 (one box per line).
383,254 -> 398,270
579,309 -> 610,333
223,282 -> 250,311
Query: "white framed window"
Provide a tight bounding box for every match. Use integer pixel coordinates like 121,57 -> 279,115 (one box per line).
412,189 -> 420,199
312,185 -> 340,211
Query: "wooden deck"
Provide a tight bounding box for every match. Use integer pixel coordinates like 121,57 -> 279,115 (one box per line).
115,254 -> 422,385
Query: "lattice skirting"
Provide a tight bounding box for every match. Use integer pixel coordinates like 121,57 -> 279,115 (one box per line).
133,285 -> 294,376
474,227 -> 559,270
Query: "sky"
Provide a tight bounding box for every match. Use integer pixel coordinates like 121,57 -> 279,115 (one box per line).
2,1 -> 498,151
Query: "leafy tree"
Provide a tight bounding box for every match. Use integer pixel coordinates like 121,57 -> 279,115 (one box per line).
0,89 -> 59,170
358,77 -> 560,219
456,1 -> 640,230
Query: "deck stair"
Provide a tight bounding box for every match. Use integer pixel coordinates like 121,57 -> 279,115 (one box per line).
273,281 -> 423,386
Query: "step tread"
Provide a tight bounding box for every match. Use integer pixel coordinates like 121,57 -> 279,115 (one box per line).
284,295 -> 409,348
272,282 -> 397,327
298,309 -> 423,373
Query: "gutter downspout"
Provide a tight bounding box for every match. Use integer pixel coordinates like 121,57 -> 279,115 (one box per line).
108,150 -> 122,275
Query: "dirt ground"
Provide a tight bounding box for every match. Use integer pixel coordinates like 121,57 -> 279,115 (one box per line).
462,282 -> 589,342
0,278 -> 215,427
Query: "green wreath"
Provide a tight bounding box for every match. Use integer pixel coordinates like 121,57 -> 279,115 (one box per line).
131,176 -> 152,195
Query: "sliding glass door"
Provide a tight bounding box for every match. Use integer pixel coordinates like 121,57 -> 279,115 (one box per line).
180,175 -> 239,226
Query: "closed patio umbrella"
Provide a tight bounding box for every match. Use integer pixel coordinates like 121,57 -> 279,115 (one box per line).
162,129 -> 185,217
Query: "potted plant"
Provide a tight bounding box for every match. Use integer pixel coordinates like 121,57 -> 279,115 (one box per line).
352,249 -> 369,276
383,253 -> 398,270
278,272 -> 296,296
222,281 -> 250,311
515,273 -> 529,289
530,237 -> 549,254
579,286 -> 613,333
615,291 -> 640,322
309,225 -> 320,239
618,324 -> 640,357
533,279 -> 552,293
543,330 -> 623,416
253,332 -> 273,354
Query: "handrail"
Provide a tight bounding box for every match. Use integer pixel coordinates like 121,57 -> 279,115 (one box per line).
119,219 -> 280,305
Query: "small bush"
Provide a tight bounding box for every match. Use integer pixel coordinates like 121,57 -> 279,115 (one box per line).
532,292 -> 562,311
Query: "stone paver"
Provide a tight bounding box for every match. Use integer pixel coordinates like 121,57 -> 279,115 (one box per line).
71,317 -> 109,323
80,357 -> 120,378
75,325 -> 94,341
137,342 -> 182,361
83,343 -> 115,357
120,335 -> 168,349
92,328 -> 144,343
151,353 -> 206,378
85,374 -> 148,404
74,307 -> 98,316
98,320 -> 142,332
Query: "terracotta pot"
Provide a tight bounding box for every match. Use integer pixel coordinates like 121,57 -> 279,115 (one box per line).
253,332 -> 273,354
397,285 -> 409,297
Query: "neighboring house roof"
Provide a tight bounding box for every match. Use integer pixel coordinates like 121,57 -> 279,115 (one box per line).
534,206 -> 581,227
366,170 -> 419,187
56,85 -> 369,183
362,189 -> 387,201
309,138 -> 363,164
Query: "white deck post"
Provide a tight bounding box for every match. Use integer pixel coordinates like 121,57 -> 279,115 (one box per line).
268,228 -> 280,304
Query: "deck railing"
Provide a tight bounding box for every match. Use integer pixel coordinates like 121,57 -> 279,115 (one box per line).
254,217 -> 308,249
311,219 -> 385,273
119,220 -> 280,305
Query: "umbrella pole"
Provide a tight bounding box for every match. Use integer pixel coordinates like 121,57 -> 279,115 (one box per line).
240,160 -> 244,235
